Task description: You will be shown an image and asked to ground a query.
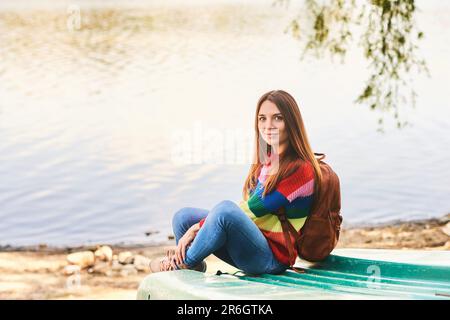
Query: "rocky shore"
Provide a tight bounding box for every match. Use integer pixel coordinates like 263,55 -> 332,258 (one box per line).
1,214 -> 449,300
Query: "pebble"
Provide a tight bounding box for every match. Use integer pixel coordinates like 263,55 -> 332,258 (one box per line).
438,214 -> 450,224
64,248 -> 153,277
120,264 -> 138,277
133,254 -> 151,272
118,251 -> 134,264
67,251 -> 95,269
111,260 -> 123,271
94,245 -> 113,262
444,241 -> 450,250
62,264 -> 81,276
88,262 -> 111,276
441,222 -> 450,237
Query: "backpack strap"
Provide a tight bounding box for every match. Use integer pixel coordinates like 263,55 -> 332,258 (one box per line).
276,207 -> 302,268
275,155 -> 325,272
276,207 -> 295,266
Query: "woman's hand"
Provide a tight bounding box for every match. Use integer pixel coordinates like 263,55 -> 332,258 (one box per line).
175,223 -> 200,266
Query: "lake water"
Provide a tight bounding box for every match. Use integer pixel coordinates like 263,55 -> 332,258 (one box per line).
0,0 -> 449,247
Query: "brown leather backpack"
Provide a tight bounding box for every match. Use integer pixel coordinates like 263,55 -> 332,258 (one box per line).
276,153 -> 342,265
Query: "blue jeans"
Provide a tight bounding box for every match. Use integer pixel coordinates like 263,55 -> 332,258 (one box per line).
172,200 -> 289,275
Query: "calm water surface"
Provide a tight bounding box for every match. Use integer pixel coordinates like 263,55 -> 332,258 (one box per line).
0,0 -> 449,247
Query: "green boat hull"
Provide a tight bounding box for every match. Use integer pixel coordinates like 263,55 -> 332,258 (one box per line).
136,249 -> 450,300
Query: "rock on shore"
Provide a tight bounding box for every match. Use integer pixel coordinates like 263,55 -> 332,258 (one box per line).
64,246 -> 152,277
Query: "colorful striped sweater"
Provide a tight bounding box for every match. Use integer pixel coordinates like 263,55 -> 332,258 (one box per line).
200,160 -> 315,266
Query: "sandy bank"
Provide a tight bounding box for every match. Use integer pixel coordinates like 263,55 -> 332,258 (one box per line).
1,214 -> 448,300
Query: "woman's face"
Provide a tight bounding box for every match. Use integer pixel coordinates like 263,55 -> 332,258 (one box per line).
258,100 -> 288,149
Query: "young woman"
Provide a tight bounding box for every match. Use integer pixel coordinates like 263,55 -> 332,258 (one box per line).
150,90 -> 323,275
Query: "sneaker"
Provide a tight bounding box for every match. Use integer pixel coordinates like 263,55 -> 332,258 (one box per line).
149,249 -> 177,273
191,260 -> 207,273
149,249 -> 207,273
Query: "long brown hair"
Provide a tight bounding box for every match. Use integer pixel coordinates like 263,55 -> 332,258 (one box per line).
242,90 -> 322,200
